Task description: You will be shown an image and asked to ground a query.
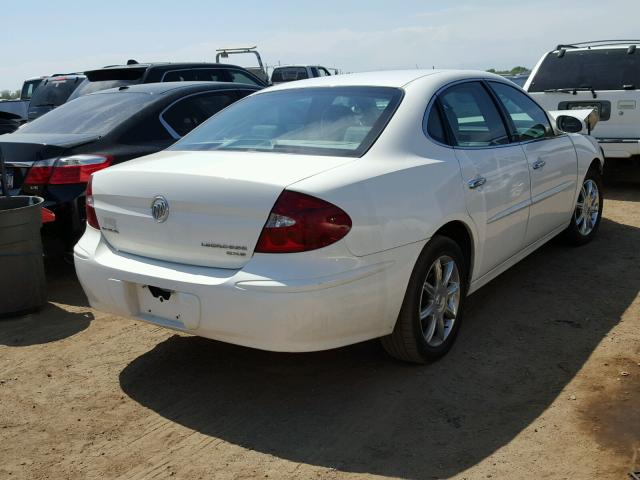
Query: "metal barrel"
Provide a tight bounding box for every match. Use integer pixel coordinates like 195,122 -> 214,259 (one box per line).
0,196 -> 47,317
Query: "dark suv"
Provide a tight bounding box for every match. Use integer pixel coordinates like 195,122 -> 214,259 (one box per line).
67,61 -> 267,101
27,74 -> 86,121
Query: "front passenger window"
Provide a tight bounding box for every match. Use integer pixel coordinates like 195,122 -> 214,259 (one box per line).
489,81 -> 553,141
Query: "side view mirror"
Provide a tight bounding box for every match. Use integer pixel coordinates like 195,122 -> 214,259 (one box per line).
555,115 -> 584,133
548,108 -> 599,135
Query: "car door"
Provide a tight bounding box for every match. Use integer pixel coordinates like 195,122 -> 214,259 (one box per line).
434,81 -> 532,278
488,81 -> 578,245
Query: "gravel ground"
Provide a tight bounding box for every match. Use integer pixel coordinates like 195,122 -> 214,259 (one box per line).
1,175 -> 638,480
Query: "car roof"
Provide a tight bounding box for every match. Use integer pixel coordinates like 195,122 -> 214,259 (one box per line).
45,74 -> 86,81
552,40 -> 640,52
90,81 -> 259,96
85,62 -> 247,74
273,65 -> 323,69
264,69 -> 505,91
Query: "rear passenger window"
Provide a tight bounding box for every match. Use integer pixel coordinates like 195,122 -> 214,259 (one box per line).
162,69 -> 230,82
439,82 -> 509,147
163,70 -> 197,82
489,81 -> 552,141
194,69 -> 228,82
228,71 -> 261,86
162,92 -> 236,138
425,104 -> 448,145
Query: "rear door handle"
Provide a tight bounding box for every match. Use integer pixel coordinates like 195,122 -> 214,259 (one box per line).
467,176 -> 486,189
532,160 -> 546,170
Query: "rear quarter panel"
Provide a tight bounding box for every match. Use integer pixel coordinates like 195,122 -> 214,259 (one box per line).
288,76 -> 475,259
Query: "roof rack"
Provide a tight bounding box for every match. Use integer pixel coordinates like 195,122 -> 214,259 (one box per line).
555,39 -> 640,50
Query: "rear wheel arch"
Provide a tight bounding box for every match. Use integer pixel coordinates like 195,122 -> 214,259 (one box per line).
432,220 -> 474,286
590,157 -> 604,175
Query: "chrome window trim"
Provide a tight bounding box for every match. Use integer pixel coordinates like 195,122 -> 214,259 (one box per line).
423,78 -> 567,150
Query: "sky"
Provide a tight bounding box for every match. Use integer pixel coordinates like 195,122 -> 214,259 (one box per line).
2,0 -> 639,90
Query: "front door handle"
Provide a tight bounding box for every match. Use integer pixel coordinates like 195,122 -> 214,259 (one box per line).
532,159 -> 546,170
467,176 -> 486,189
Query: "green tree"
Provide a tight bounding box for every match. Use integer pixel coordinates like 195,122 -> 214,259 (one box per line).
0,89 -> 20,100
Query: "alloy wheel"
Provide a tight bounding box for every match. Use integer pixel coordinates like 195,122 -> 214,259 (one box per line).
419,255 -> 461,347
575,179 -> 600,236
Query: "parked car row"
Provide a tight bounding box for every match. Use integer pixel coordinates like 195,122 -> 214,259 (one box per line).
2,59 -> 332,130
0,60 -> 268,128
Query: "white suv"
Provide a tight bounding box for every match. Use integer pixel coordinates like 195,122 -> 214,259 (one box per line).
526,40 -> 640,160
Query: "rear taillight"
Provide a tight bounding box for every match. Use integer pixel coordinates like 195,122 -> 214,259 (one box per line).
24,154 -> 112,186
22,158 -> 56,185
255,191 -> 352,253
85,175 -> 99,230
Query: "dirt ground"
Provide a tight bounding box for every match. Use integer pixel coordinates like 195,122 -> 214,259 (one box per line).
1,174 -> 639,480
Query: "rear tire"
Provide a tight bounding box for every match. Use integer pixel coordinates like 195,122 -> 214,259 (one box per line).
381,235 -> 468,364
563,167 -> 604,246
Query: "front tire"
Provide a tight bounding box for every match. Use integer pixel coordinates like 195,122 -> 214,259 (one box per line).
563,167 -> 604,245
382,235 -> 468,364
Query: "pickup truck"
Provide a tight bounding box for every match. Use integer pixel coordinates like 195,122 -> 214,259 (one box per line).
270,65 -> 335,84
0,77 -> 45,122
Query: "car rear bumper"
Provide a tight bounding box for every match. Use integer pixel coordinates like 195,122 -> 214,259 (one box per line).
597,138 -> 640,158
74,227 -> 421,352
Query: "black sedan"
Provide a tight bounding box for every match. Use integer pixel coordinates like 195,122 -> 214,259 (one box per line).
0,81 -> 261,255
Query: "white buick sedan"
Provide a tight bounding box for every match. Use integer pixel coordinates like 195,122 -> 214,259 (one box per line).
75,70 -> 604,363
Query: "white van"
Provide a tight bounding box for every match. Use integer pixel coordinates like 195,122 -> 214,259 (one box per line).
526,40 -> 640,160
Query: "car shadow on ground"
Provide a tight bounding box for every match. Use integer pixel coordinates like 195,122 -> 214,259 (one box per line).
604,183 -> 640,202
0,258 -> 92,346
44,257 -> 90,308
119,215 -> 639,479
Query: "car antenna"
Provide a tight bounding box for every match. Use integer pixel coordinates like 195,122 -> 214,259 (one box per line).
126,59 -> 139,65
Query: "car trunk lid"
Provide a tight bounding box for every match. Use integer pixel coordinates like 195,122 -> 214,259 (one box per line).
92,150 -> 353,269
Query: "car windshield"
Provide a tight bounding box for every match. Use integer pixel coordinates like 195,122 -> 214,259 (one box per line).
29,77 -> 84,107
170,86 -> 403,157
20,92 -> 155,135
67,79 -> 139,101
529,48 -> 640,92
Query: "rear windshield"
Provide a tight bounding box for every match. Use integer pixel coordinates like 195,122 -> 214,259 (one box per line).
29,77 -> 83,107
170,86 -> 403,157
529,48 -> 640,92
272,67 -> 309,82
85,67 -> 146,82
20,92 -> 155,135
67,79 -> 138,101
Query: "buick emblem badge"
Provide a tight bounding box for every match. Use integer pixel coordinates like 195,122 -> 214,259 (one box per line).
151,196 -> 169,223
